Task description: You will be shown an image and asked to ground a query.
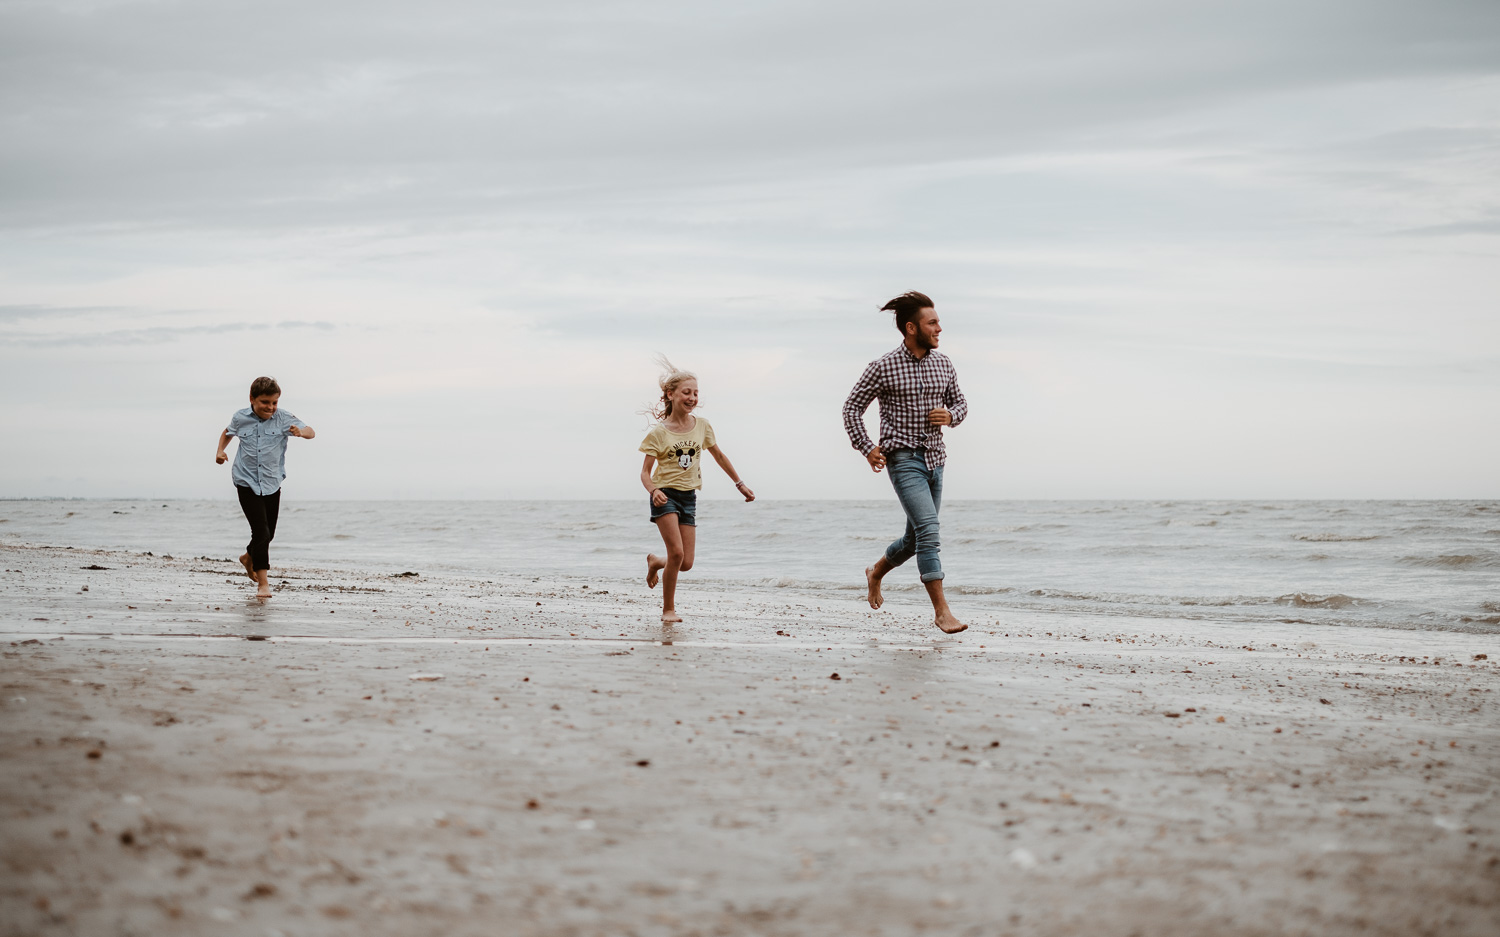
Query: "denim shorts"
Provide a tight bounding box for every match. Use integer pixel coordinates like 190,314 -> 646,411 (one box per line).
649,487 -> 697,526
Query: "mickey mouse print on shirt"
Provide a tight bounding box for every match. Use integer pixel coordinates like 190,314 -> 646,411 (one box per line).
639,416 -> 717,491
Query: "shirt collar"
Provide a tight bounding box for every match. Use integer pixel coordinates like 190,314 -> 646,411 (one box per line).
897,342 -> 928,362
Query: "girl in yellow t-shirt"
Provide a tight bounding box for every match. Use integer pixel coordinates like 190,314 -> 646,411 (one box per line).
638,357 -> 755,623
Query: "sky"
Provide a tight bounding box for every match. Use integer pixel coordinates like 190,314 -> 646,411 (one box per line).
2,0 -> 1498,500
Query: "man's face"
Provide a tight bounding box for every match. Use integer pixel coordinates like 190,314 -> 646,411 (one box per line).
251,393 -> 280,420
908,308 -> 941,350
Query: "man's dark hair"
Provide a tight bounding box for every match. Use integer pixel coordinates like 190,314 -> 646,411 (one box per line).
249,376 -> 281,398
881,291 -> 934,336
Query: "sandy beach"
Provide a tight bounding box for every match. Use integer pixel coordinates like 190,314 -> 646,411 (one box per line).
2,541 -> 1497,936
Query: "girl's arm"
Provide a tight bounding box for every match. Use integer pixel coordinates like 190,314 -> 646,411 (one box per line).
707,445 -> 754,502
215,430 -> 233,464
641,456 -> 667,506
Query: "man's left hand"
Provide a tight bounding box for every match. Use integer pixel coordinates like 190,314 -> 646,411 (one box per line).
928,408 -> 952,426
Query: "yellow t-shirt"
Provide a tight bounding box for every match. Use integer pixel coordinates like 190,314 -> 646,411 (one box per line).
639,416 -> 716,490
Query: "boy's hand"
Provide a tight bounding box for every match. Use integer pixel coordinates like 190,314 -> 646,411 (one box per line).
288,425 -> 305,438
865,446 -> 886,473
928,408 -> 952,426
215,451 -> 227,465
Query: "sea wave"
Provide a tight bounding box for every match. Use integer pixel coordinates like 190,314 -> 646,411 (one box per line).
1293,533 -> 1381,542
1400,553 -> 1500,569
948,584 -> 1016,595
1025,587 -> 1122,603
1274,593 -> 1366,610
1005,587 -> 1377,613
763,577 -> 864,591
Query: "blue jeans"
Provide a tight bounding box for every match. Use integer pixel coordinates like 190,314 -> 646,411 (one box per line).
883,449 -> 944,582
648,487 -> 697,526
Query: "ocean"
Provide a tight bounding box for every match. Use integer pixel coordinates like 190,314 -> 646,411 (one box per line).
1,499 -> 1496,634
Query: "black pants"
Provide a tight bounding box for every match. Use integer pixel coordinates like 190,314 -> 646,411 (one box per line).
236,486 -> 281,572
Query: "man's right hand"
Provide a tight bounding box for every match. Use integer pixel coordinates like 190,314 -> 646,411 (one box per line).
866,446 -> 886,473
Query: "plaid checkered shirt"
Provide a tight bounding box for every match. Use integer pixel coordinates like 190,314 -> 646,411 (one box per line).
843,344 -> 968,470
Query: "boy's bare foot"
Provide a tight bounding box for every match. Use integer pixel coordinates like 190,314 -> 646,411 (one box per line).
239,553 -> 255,580
935,609 -> 966,634
661,610 -> 681,623
865,565 -> 884,610
646,554 -> 665,589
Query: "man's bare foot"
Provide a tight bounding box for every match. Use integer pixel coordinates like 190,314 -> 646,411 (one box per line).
934,609 -> 966,634
646,554 -> 664,589
865,565 -> 884,610
239,553 -> 255,580
661,610 -> 681,623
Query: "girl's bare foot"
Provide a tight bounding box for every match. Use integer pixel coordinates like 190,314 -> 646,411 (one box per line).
934,610 -> 966,634
239,553 -> 255,580
646,554 -> 665,589
256,586 -> 273,598
865,566 -> 884,610
661,610 -> 682,623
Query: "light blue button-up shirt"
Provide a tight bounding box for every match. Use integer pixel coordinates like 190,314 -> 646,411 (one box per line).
227,407 -> 306,496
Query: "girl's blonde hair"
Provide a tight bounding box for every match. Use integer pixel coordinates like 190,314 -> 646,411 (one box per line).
648,354 -> 697,421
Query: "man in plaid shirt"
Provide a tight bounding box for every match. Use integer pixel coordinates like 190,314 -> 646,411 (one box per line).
843,291 -> 969,634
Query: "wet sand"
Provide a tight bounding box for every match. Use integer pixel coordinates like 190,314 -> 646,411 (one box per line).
2,542 -> 1498,936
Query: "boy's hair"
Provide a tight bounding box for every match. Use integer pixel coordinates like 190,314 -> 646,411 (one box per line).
649,355 -> 696,421
249,376 -> 281,398
881,291 -> 934,336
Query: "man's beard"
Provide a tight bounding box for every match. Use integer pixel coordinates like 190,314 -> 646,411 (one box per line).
913,329 -> 937,350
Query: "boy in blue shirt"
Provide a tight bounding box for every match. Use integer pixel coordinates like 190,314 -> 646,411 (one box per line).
215,376 -> 316,598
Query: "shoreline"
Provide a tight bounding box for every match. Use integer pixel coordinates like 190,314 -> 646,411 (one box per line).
2,542 -> 1498,935
4,497 -> 1496,639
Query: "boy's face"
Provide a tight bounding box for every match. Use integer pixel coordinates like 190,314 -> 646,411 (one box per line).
251,393 -> 280,420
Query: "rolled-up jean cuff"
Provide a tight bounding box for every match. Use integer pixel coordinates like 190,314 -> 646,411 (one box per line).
920,570 -> 945,583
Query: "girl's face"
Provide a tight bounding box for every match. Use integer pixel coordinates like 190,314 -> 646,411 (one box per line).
670,378 -> 698,416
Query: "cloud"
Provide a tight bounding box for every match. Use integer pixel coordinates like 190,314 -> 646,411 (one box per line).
1,0 -> 1498,231
0,303 -> 130,321
0,0 -> 1497,498
275,320 -> 336,330
1396,216 -> 1500,237
1,322 -> 252,347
